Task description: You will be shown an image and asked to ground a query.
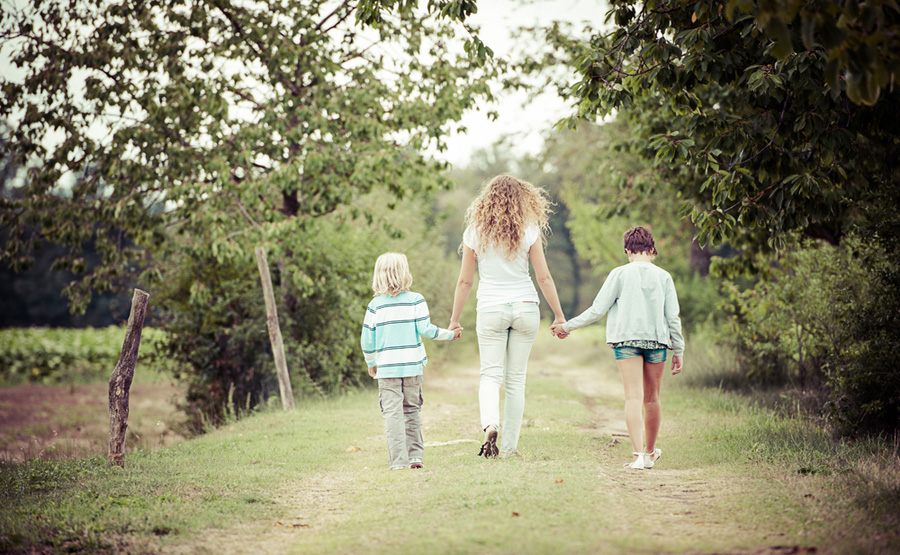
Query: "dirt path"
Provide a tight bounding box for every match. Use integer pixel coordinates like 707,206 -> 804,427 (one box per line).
162,333 -> 824,554
424,339 -> 805,554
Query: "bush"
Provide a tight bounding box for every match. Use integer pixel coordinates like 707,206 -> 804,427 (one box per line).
824,242 -> 900,436
147,192 -> 459,432
674,272 -> 726,332
720,235 -> 900,436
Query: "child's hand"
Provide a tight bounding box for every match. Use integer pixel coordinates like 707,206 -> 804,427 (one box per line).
550,321 -> 568,338
671,356 -> 683,375
452,327 -> 463,340
368,365 -> 377,378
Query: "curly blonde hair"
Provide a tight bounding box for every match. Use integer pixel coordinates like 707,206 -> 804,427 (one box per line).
463,174 -> 552,260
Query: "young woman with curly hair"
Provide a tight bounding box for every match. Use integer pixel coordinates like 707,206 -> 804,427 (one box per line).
449,174 -> 567,458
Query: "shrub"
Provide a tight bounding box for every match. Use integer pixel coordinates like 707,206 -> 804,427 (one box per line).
147,193 -> 459,432
720,235 -> 900,436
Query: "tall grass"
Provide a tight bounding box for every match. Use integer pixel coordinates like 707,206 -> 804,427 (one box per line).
673,324 -> 900,548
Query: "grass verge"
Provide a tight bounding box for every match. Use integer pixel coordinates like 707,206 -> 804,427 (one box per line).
0,325 -> 898,554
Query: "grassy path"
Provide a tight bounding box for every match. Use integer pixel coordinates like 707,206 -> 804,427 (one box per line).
2,326 -> 898,554
158,327 -> 895,554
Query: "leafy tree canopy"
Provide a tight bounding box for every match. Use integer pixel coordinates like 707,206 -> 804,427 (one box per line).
0,0 -> 495,310
517,0 -> 899,274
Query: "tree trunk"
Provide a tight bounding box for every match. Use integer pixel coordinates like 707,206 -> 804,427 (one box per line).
108,288 -> 150,467
255,246 -> 296,411
689,236 -> 712,277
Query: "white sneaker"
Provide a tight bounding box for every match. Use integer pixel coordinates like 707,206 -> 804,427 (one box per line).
644,448 -> 662,469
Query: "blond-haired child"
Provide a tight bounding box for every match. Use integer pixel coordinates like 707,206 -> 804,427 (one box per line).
361,252 -> 461,470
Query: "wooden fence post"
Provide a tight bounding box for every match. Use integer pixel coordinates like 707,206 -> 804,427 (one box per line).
108,288 -> 150,467
255,246 -> 295,411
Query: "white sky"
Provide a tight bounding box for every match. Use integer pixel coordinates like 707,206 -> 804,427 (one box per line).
436,0 -> 608,166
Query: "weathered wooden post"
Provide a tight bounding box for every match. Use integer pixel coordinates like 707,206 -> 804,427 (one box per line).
108,288 -> 150,467
254,246 -> 295,411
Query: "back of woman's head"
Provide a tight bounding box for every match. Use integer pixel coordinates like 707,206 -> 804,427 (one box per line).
372,252 -> 413,297
623,226 -> 658,256
464,174 -> 551,259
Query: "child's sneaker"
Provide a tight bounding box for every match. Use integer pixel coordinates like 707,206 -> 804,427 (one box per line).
409,461 -> 424,469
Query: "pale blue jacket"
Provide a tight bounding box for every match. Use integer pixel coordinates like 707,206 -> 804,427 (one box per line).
562,261 -> 684,355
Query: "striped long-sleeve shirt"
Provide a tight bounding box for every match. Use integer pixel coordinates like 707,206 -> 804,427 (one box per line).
361,291 -> 454,378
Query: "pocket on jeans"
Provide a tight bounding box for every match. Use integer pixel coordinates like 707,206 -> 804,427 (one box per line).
476,310 -> 505,334
516,304 -> 541,332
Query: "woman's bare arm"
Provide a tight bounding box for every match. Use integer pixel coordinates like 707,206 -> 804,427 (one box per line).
449,246 -> 477,330
529,242 -> 566,326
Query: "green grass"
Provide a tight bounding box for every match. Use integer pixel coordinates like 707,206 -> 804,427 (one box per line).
1,325 -> 898,554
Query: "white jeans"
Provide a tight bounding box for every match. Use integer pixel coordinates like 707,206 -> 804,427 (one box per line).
476,302 -> 540,453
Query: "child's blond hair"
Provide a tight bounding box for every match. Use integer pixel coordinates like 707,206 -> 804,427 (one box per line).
372,252 -> 413,297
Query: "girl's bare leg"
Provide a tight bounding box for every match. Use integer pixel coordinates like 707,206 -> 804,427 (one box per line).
617,356 -> 645,463
642,360 -> 666,453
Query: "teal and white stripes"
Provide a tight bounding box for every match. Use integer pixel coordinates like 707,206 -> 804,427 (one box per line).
361,291 -> 454,378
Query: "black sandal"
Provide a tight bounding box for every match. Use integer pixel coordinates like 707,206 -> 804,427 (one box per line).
477,427 -> 499,458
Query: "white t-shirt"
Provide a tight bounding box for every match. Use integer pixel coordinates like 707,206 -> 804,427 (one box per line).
463,225 -> 541,310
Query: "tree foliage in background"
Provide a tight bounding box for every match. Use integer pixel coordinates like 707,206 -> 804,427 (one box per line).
0,0 -> 493,424
520,0 -> 898,271
511,0 -> 898,436
745,0 -> 900,106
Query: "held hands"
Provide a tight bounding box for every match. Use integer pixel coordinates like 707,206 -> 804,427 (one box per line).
449,320 -> 463,341
367,365 -> 377,379
550,318 -> 568,339
671,355 -> 683,375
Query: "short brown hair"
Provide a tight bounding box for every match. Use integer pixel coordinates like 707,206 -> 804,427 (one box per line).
623,226 -> 658,256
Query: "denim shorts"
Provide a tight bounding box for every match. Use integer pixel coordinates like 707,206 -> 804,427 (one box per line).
613,346 -> 667,363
